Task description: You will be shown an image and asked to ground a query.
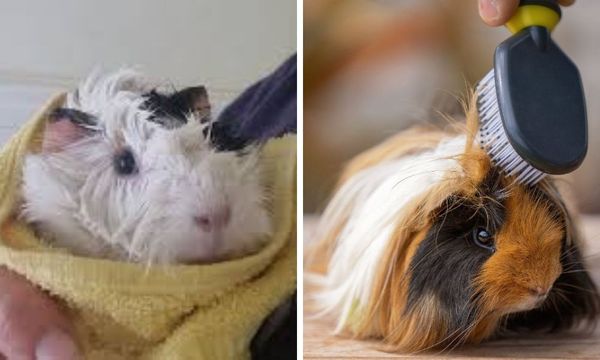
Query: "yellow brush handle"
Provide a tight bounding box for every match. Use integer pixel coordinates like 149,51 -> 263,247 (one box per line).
505,4 -> 561,34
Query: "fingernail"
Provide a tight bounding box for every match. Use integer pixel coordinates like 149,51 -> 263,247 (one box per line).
479,0 -> 500,21
35,329 -> 80,360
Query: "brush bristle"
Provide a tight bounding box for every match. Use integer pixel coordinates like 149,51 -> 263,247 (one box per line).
476,69 -> 545,186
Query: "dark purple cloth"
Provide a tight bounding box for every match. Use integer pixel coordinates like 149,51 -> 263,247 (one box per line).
212,54 -> 297,150
213,55 -> 297,360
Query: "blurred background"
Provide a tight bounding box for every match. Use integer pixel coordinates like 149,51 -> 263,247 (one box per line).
0,0 -> 296,141
304,0 -> 600,214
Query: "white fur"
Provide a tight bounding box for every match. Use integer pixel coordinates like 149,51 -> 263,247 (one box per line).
312,136 -> 466,332
21,69 -> 271,264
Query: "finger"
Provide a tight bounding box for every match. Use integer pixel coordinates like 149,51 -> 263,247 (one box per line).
0,268 -> 79,359
478,0 -> 520,26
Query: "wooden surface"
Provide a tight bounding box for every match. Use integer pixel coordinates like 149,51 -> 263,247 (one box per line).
304,215 -> 600,360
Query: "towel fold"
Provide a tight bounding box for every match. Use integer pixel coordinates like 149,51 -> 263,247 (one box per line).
0,94 -> 297,359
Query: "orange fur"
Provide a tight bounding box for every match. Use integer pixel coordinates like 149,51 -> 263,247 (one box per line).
475,186 -> 564,316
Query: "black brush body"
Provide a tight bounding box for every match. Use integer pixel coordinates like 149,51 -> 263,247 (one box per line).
495,25 -> 587,174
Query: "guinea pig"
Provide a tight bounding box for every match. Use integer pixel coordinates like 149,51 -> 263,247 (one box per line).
307,102 -> 600,352
20,69 -> 271,264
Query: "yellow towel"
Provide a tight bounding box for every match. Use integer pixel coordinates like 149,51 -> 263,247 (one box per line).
0,94 -> 297,359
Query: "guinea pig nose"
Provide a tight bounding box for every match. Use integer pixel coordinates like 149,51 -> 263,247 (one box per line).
195,206 -> 231,232
529,286 -> 550,298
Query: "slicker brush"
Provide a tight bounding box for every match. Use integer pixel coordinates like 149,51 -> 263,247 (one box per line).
476,0 -> 587,185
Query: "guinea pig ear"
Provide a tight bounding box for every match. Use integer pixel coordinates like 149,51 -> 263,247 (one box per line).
42,108 -> 97,153
170,86 -> 211,122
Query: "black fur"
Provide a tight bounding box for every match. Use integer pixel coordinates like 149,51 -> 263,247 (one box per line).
49,108 -> 97,127
209,120 -> 252,151
406,170 -> 506,333
142,86 -> 210,128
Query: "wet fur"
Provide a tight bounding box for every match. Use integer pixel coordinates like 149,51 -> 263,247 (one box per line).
20,70 -> 271,264
307,99 -> 599,352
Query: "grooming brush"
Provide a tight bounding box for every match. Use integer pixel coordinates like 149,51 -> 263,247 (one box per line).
476,0 -> 587,185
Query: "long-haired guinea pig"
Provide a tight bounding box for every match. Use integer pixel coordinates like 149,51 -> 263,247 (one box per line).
307,102 -> 600,352
21,70 -> 271,264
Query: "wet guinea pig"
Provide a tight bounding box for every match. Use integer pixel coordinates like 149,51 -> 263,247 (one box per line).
308,104 -> 600,352
21,70 -> 271,264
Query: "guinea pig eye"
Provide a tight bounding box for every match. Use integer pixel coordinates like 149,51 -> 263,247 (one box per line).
473,227 -> 495,251
113,148 -> 138,175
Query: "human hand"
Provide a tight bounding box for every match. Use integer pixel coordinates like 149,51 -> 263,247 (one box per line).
0,267 -> 79,359
478,0 -> 575,26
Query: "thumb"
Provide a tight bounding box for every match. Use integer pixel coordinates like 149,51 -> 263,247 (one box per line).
0,267 -> 79,360
478,0 -> 520,27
